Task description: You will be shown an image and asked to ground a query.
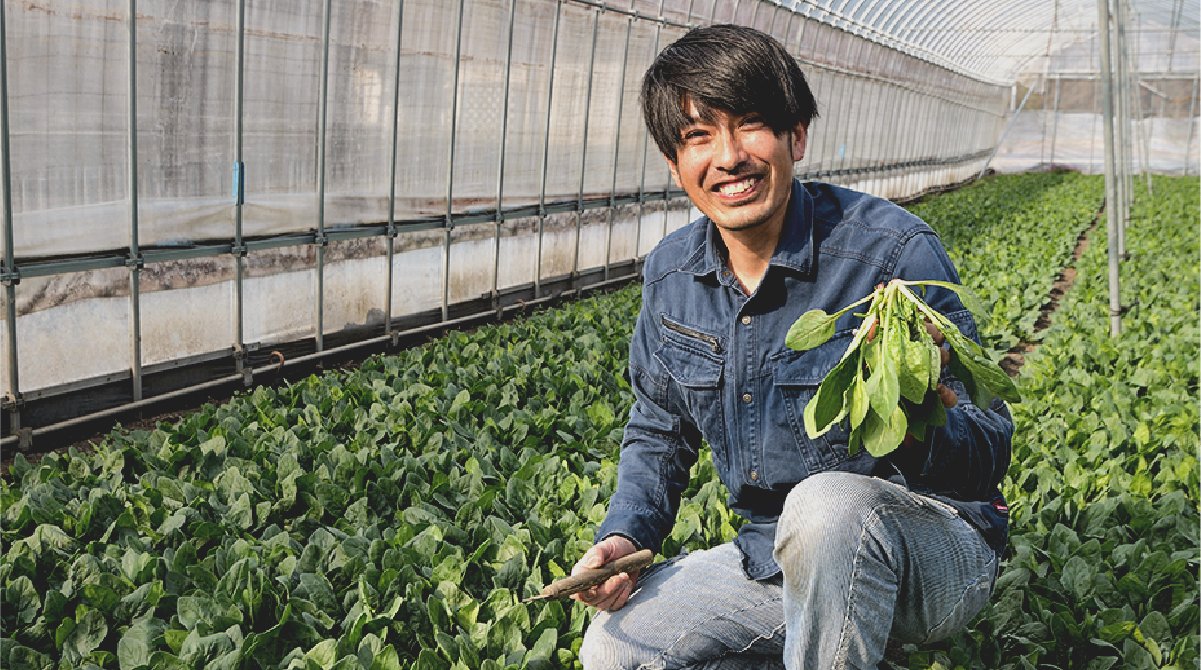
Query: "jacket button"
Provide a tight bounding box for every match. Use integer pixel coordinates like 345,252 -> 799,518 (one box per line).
750,470 -> 759,481
742,393 -> 752,404
741,315 -> 751,325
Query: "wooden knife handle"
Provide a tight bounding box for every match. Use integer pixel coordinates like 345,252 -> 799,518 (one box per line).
537,549 -> 654,600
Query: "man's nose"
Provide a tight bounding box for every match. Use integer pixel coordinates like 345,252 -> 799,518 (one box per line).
714,130 -> 748,172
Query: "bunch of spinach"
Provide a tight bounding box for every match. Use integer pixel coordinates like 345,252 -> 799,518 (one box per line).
786,279 -> 1020,457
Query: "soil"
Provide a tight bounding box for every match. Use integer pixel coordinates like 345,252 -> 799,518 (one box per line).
998,216 -> 1096,378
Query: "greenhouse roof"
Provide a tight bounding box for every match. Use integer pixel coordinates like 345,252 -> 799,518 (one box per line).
787,0 -> 1200,84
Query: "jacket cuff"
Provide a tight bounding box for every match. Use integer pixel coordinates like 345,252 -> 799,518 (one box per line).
594,507 -> 664,554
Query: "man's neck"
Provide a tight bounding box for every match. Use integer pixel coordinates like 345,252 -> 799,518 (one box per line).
717,213 -> 785,295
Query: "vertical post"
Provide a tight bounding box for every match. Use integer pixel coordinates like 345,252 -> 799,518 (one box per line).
1185,76 -> 1197,176
385,0 -> 405,337
1113,0 -> 1128,255
635,3 -> 665,262
604,7 -> 633,281
314,0 -> 332,351
572,9 -> 600,291
1049,76 -> 1060,166
232,0 -> 247,381
1129,6 -> 1150,191
127,0 -> 143,401
657,2 -> 669,243
1134,73 -> 1150,191
441,0 -> 466,322
492,0 -> 516,318
1097,0 -> 1121,336
0,0 -> 20,434
1040,75 -> 1049,167
1089,70 -> 1099,173
535,0 -> 562,297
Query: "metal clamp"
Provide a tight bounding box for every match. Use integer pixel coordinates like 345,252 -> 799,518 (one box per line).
313,234 -> 329,247
230,244 -> 248,258
125,254 -> 145,270
2,391 -> 23,410
233,344 -> 253,386
1,265 -> 20,286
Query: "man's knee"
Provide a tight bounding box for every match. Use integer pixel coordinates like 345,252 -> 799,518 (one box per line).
578,610 -> 644,670
775,472 -> 899,557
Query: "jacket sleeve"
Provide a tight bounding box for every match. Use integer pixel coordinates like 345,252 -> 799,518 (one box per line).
593,281 -> 700,554
888,230 -> 1015,502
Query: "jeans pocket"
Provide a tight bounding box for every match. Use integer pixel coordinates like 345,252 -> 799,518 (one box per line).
923,553 -> 996,643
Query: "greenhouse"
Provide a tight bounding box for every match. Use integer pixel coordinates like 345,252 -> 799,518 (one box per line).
0,0 -> 1198,669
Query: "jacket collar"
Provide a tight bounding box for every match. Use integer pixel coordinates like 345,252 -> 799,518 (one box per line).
682,178 -> 816,280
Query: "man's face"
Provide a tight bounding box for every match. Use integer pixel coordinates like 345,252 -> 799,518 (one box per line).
666,99 -> 807,235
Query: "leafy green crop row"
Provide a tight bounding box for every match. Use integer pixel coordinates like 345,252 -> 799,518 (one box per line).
2,288 -> 740,670
910,174 -> 1200,670
908,171 -> 1105,356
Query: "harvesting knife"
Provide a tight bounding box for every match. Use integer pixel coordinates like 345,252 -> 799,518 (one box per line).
522,549 -> 654,602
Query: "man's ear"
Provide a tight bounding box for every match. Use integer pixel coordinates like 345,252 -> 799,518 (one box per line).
791,121 -> 808,162
665,156 -> 683,189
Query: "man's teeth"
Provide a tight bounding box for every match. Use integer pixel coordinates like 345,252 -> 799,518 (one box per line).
718,178 -> 755,195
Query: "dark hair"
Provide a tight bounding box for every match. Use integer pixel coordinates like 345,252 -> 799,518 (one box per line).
641,24 -> 818,163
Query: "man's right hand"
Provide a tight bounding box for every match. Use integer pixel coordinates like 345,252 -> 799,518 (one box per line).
569,535 -> 640,612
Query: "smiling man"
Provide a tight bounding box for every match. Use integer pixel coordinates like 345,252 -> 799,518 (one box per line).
570,24 -> 1015,670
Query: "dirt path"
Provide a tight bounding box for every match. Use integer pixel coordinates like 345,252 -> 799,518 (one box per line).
998,213 -> 1097,378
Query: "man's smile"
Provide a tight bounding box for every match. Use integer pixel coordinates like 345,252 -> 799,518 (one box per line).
713,174 -> 763,198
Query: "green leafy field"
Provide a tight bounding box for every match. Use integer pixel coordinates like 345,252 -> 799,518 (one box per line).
2,173 -> 1197,670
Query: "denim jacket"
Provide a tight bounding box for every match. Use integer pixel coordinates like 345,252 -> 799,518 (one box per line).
595,179 -> 1014,580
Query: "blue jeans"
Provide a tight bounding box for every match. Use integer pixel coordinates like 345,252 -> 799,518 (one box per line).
580,473 -> 998,669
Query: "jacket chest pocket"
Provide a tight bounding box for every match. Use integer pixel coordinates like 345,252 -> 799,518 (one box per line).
771,336 -> 854,473
654,315 -> 727,465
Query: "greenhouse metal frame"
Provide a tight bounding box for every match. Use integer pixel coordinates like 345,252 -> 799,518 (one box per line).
0,0 -> 1195,447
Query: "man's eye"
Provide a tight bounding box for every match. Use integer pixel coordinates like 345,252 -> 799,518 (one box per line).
742,116 -> 765,127
682,129 -> 708,141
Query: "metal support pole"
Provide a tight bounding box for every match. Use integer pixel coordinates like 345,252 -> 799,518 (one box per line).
314,0 -> 332,352
1097,0 -> 1121,337
1049,76 -> 1060,166
232,0 -> 247,382
1040,75 -> 1049,167
1185,76 -> 1197,176
572,9 -> 601,290
657,3 -> 669,243
1089,58 -> 1099,173
0,0 -> 20,435
385,0 -> 405,337
441,0 -> 466,322
604,7 -> 634,281
979,82 -> 1036,179
492,0 -> 516,318
1112,0 -> 1128,254
1129,3 -> 1151,192
1135,70 -> 1150,191
634,3 -> 665,262
535,0 -> 563,297
127,0 -> 143,401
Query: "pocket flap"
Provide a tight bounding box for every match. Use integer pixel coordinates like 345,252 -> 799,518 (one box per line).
655,341 -> 723,388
